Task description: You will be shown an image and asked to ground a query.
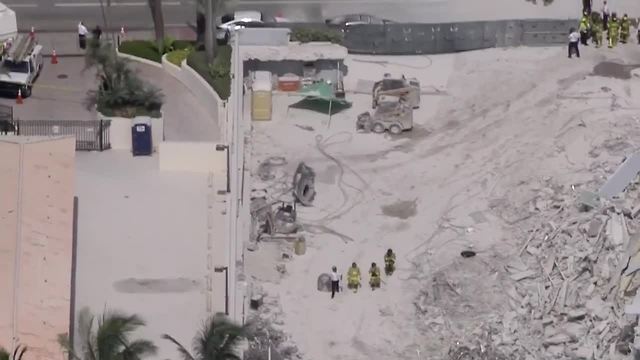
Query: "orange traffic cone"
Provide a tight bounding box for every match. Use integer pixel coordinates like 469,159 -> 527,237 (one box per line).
29,26 -> 35,39
51,49 -> 58,64
16,89 -> 23,104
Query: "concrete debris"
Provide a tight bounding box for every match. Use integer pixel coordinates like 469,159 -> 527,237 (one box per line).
578,190 -> 601,212
587,217 -> 603,238
509,270 -> 537,281
599,153 -> 640,200
607,213 -> 628,247
566,309 -> 586,321
543,333 -> 572,346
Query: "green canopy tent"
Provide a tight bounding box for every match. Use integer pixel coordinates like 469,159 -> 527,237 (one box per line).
287,82 -> 351,127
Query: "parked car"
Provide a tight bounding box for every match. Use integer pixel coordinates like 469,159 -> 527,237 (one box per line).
215,10 -> 293,44
325,14 -> 393,31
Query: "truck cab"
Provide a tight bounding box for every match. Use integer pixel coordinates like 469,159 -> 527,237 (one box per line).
0,34 -> 43,97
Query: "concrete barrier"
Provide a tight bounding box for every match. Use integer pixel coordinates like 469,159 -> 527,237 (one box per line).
115,47 -> 163,68
158,142 -> 227,173
161,54 -> 228,141
97,112 -> 164,152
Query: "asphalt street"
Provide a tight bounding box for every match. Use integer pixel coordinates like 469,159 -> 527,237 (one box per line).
10,0 -> 627,33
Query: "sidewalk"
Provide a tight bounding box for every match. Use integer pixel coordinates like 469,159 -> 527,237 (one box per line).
30,27 -> 196,57
131,62 -> 221,142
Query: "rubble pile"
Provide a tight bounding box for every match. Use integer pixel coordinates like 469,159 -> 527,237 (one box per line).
244,293 -> 302,360
415,170 -> 640,359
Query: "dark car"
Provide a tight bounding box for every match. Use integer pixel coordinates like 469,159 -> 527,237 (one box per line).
325,14 -> 393,30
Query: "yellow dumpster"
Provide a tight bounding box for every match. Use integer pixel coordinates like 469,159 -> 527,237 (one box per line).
251,71 -> 272,121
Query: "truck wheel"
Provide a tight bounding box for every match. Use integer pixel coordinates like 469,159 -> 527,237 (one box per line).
21,86 -> 31,98
389,124 -> 402,135
372,123 -> 385,134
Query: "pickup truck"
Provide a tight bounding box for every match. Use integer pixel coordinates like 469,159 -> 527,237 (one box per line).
0,34 -> 43,97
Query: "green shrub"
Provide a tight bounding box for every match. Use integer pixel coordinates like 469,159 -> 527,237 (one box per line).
87,40 -> 164,118
166,48 -> 192,66
173,40 -> 196,50
290,28 -> 343,44
186,46 -> 232,100
118,40 -> 161,62
119,39 -> 197,63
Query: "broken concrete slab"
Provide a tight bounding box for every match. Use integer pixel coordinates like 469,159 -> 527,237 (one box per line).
624,290 -> 640,315
587,218 -> 603,238
607,213 -> 627,247
567,309 -> 587,321
599,153 -> 640,200
586,297 -> 609,320
578,190 -> 601,211
544,333 -> 572,346
510,270 -> 538,281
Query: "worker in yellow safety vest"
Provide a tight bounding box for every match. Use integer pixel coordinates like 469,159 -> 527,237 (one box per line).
369,262 -> 381,290
384,249 -> 396,276
591,13 -> 603,48
579,12 -> 591,45
620,14 -> 631,43
608,13 -> 620,48
347,262 -> 361,293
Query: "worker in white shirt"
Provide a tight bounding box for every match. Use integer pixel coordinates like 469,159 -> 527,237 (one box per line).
330,266 -> 341,299
78,21 -> 88,49
568,28 -> 581,58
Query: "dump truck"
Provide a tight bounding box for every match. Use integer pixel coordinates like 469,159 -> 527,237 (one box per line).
0,34 -> 43,97
372,74 -> 420,109
357,95 -> 413,135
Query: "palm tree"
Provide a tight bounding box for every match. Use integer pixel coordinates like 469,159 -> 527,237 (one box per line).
58,307 -> 157,360
163,313 -> 251,360
0,345 -> 27,360
147,0 -> 166,54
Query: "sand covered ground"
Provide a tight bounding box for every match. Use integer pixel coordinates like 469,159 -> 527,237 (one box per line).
244,43 -> 640,360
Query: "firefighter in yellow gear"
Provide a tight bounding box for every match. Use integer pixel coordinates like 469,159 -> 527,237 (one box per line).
620,14 -> 630,43
579,12 -> 591,45
384,249 -> 396,276
369,262 -> 381,290
592,19 -> 603,47
347,262 -> 361,292
608,13 -> 620,48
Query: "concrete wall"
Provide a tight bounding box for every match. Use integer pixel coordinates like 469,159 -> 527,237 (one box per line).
238,28 -> 290,46
161,55 -> 228,142
0,136 -> 75,360
158,142 -> 227,173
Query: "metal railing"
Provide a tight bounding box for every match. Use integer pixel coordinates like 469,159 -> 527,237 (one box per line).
13,120 -> 112,151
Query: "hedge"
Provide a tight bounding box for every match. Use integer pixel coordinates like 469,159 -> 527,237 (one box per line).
290,28 -> 343,44
119,39 -> 197,63
166,48 -> 192,66
186,46 -> 232,100
118,40 -> 162,62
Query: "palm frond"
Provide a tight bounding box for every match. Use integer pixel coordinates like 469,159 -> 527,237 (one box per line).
0,347 -> 9,360
119,339 -> 157,360
161,335 -> 195,360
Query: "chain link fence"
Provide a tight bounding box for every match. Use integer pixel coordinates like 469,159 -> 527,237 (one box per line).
274,19 -> 578,55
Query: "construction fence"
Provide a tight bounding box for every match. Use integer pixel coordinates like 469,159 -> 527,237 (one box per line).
279,19 -> 578,55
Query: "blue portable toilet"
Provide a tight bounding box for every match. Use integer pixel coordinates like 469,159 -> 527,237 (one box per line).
132,118 -> 152,156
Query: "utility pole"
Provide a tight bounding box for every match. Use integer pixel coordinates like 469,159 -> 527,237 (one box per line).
204,0 -> 214,62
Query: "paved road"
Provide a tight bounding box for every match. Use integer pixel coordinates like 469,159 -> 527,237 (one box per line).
8,0 -> 640,33
7,0 -> 196,32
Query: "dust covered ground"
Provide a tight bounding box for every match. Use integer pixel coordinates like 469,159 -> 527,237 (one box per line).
244,45 -> 640,360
